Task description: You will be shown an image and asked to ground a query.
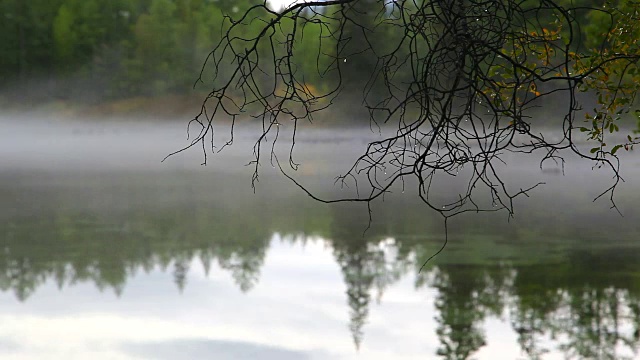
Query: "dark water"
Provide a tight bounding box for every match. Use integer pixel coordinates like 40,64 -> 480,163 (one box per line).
1,118 -> 640,359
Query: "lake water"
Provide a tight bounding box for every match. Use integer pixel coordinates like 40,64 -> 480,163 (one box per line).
1,117 -> 640,359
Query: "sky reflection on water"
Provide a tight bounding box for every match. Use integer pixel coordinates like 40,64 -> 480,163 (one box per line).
0,236 -> 551,360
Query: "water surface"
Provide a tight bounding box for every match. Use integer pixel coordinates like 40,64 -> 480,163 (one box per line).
1,118 -> 639,359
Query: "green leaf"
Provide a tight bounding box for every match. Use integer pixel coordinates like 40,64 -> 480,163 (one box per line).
612,144 -> 622,155
609,123 -> 615,133
590,147 -> 599,153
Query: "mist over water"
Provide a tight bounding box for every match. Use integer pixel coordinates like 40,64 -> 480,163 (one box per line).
1,116 -> 640,360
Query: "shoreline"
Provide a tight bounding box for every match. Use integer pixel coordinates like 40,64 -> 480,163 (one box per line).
0,94 -> 206,122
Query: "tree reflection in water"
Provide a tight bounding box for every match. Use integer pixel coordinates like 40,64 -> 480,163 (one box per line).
2,173 -> 640,359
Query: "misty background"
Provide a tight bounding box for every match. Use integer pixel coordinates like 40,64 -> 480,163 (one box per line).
2,1 -> 640,360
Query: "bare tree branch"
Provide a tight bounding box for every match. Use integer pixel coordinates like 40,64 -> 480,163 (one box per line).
169,0 -> 640,222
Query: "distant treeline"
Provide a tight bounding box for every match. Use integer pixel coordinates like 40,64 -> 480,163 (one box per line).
0,0 -> 607,107
0,0 -> 278,103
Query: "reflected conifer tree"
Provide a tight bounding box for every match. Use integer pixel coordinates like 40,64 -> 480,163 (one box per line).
560,288 -> 628,360
0,257 -> 41,302
510,264 -> 565,360
430,266 -> 488,360
510,247 -> 640,360
218,252 -> 265,293
336,248 -> 373,350
173,256 -> 190,293
328,203 -> 406,348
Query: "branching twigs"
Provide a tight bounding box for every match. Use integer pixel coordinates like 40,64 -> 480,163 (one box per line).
169,0 -> 640,225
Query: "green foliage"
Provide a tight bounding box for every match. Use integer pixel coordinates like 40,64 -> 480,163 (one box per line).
52,4 -> 75,69
0,0 -> 63,80
0,0 -> 241,100
571,0 -> 640,152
